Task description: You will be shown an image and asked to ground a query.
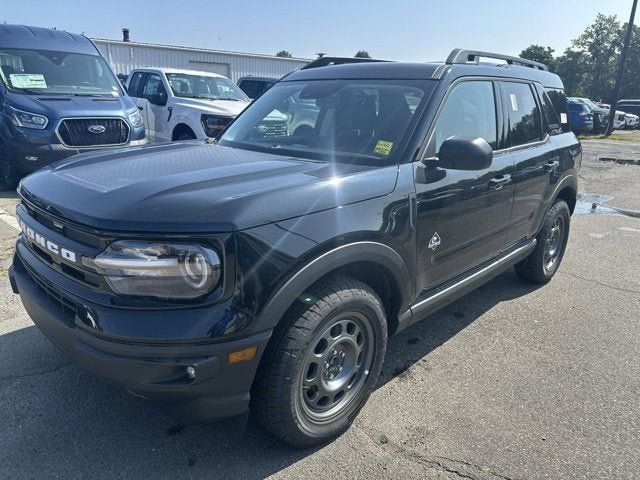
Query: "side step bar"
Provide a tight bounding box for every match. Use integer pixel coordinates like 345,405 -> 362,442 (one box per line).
397,239 -> 537,332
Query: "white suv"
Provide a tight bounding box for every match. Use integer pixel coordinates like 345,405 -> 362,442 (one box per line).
126,68 -> 251,143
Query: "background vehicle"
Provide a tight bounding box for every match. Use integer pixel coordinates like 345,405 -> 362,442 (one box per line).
126,68 -> 251,142
567,100 -> 594,133
569,97 -> 610,132
617,100 -> 640,127
624,112 -> 639,129
10,50 -> 579,448
237,76 -> 278,100
596,102 -> 627,129
0,24 -> 146,188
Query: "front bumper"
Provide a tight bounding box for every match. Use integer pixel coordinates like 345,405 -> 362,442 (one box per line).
7,136 -> 149,175
9,251 -> 271,424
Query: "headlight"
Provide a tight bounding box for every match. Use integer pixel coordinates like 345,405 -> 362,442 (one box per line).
84,241 -> 222,299
201,114 -> 233,137
9,106 -> 48,130
128,110 -> 144,128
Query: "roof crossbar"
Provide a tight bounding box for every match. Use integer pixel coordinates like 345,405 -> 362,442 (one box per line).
446,49 -> 549,71
301,56 -> 388,70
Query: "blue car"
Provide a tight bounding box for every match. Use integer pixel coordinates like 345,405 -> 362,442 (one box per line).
0,25 -> 147,188
567,100 -> 594,133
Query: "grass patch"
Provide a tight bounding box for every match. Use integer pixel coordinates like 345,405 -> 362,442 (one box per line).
578,133 -> 636,141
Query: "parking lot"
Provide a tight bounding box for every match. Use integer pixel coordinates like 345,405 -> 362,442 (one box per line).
0,135 -> 637,480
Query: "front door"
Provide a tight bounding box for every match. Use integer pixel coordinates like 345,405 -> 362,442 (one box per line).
139,73 -> 170,143
414,79 -> 515,293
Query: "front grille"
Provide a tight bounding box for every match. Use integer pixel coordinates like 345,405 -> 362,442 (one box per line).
21,257 -> 78,319
258,121 -> 288,137
57,118 -> 129,147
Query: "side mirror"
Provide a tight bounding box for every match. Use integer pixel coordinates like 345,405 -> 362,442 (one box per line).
438,137 -> 493,170
151,92 -> 167,106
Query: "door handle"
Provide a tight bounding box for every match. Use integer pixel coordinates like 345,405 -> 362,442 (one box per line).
545,160 -> 560,171
489,174 -> 512,190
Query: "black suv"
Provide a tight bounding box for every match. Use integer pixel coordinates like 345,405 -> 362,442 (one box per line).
9,50 -> 580,447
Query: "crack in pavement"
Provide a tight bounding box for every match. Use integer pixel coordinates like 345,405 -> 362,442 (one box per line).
357,424 -> 516,480
0,361 -> 73,382
558,271 -> 640,295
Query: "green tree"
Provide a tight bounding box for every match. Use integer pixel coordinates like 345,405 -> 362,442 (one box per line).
354,50 -> 371,58
555,48 -> 589,97
571,14 -> 622,102
276,50 -> 292,58
519,45 -> 556,71
618,23 -> 640,100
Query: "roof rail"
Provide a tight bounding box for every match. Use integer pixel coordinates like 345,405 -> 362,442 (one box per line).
301,56 -> 388,70
446,49 -> 549,71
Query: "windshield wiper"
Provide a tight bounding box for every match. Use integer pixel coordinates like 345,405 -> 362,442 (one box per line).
9,86 -> 42,95
216,97 -> 243,101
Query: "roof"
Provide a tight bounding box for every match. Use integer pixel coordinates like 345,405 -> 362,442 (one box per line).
130,67 -> 227,78
237,76 -> 279,83
92,38 -> 311,63
0,24 -> 98,55
284,60 -> 564,89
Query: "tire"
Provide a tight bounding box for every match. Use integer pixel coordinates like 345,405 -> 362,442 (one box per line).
176,131 -> 196,141
515,199 -> 571,284
0,145 -> 19,190
252,275 -> 387,447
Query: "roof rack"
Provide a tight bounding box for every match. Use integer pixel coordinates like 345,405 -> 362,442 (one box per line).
301,56 -> 388,70
446,49 -> 548,71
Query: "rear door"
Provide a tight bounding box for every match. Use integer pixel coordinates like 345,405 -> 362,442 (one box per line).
414,79 -> 515,292
501,81 -> 559,244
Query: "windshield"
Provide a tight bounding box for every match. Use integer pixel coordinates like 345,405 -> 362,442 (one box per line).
218,79 -> 433,164
0,48 -> 122,96
166,73 -> 248,101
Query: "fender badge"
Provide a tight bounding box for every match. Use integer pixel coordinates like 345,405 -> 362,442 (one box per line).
428,232 -> 441,251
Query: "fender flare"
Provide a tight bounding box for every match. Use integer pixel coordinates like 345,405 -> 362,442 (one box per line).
252,241 -> 413,333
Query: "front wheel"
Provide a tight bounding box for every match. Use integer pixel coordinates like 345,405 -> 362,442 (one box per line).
515,199 -> 571,284
252,275 -> 387,447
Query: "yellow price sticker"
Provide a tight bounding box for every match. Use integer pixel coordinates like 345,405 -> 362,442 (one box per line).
374,140 -> 394,156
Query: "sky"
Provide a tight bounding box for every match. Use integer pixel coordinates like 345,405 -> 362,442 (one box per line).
0,0 -> 635,61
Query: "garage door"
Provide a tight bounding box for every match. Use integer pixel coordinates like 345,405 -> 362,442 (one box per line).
188,61 -> 231,78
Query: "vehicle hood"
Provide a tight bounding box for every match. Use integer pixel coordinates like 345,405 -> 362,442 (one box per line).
19,142 -> 398,233
173,98 -> 250,117
6,93 -> 138,120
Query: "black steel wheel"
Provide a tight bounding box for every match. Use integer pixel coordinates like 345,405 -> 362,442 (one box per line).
252,275 -> 387,447
515,199 -> 571,284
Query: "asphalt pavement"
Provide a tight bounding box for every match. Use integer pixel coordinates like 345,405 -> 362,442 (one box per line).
0,138 -> 639,479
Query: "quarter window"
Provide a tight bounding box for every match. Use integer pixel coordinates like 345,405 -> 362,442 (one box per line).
503,82 -> 542,147
431,81 -> 497,154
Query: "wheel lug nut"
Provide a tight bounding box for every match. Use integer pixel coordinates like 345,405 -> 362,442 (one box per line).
329,374 -> 334,380
338,366 -> 343,372
341,352 -> 345,357
332,349 -> 337,355
324,363 -> 329,369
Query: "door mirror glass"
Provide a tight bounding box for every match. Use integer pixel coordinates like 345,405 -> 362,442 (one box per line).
150,92 -> 167,106
438,137 -> 493,170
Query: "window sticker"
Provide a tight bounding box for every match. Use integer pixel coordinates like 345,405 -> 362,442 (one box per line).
9,73 -> 47,89
509,93 -> 518,111
560,112 -> 568,124
374,140 -> 394,155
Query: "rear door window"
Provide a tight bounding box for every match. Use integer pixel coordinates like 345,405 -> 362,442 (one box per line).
502,82 -> 542,147
544,88 -> 571,133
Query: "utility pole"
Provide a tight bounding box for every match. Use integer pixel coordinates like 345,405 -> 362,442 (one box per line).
606,0 -> 638,135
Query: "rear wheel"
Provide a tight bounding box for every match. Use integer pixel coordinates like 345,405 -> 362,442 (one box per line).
252,275 -> 387,447
515,199 -> 570,284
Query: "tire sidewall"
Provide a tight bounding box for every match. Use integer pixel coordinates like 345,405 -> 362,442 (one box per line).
539,200 -> 571,280
283,293 -> 387,444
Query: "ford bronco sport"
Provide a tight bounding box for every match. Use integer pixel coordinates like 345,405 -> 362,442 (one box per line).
9,50 -> 580,448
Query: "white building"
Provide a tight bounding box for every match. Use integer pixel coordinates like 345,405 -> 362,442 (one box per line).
93,35 -> 310,82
